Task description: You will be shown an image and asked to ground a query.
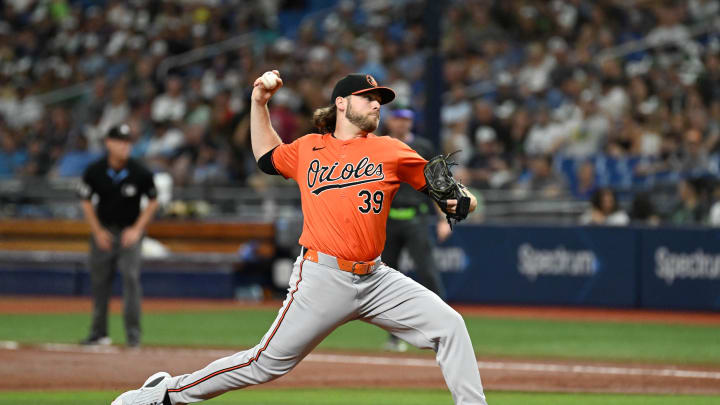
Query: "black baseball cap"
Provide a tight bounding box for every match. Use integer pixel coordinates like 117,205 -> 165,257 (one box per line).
331,74 -> 395,105
106,124 -> 132,141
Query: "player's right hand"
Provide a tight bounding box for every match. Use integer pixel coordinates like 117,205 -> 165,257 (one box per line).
94,228 -> 113,251
251,69 -> 283,105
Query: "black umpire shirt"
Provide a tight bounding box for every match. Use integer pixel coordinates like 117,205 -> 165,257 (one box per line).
78,156 -> 157,229
392,134 -> 436,209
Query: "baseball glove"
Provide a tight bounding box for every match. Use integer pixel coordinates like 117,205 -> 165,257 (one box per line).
423,151 -> 471,228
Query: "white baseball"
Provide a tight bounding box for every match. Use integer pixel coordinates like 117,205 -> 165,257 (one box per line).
260,71 -> 278,90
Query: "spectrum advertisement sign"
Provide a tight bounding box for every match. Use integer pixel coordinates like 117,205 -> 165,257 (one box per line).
640,228 -> 720,310
438,226 -> 637,307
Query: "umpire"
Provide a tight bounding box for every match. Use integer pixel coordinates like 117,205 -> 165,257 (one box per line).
78,124 -> 158,347
382,108 -> 451,351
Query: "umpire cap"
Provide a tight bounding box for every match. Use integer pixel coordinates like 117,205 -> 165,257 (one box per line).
106,124 -> 132,141
331,74 -> 395,105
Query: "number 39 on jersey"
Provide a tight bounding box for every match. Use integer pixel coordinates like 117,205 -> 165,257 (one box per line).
358,190 -> 384,214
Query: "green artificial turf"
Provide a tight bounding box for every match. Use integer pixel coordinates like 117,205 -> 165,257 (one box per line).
0,389 -> 718,405
1,309 -> 719,365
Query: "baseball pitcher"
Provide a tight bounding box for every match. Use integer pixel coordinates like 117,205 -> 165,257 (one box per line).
112,71 -> 488,405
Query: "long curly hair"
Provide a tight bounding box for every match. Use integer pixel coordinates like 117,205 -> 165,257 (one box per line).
312,104 -> 337,133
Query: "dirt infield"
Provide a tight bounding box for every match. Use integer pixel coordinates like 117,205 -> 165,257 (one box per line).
1,344 -> 720,395
1,297 -> 720,395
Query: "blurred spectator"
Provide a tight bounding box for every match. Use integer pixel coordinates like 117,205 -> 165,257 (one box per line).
442,119 -> 473,166
52,135 -> 100,178
672,129 -> 710,175
185,93 -> 212,128
168,124 -> 228,186
607,115 -> 661,158
580,188 -> 630,226
77,78 -> 110,151
513,154 -> 566,198
210,90 -> 242,143
151,76 -> 186,123
464,127 -> 512,189
0,130 -> 27,177
99,81 -> 131,136
21,137 -> 53,177
697,52 -> 720,107
126,114 -> 151,158
1,84 -> 44,130
561,92 -> 609,158
517,42 -> 555,95
570,160 -> 598,200
596,61 -> 630,120
127,57 -> 158,107
467,100 -> 503,149
44,107 -> 76,162
524,106 -> 568,156
646,1 -> 691,47
630,191 -> 661,226
168,123 -> 203,187
191,143 -> 229,185
353,39 -> 387,84
670,177 -> 709,225
707,180 -> 720,226
505,106 -> 531,159
144,121 -> 184,171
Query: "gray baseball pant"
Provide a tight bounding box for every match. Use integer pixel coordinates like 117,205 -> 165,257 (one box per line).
166,251 -> 487,405
87,227 -> 142,345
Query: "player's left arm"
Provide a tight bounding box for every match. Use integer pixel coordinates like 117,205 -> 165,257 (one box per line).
394,140 -> 477,215
442,184 -> 477,214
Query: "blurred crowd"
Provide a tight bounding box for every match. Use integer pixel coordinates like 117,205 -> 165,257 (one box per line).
435,0 -> 720,225
1,0 -> 720,225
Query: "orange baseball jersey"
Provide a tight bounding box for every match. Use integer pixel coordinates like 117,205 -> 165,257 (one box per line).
271,132 -> 428,261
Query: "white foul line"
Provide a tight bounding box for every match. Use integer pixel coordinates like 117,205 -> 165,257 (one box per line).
305,353 -> 720,380
0,340 -> 19,350
2,341 -> 719,381
475,360 -> 720,380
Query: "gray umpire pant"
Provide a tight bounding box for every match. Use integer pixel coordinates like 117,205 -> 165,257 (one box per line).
383,216 -> 447,300
87,227 -> 143,345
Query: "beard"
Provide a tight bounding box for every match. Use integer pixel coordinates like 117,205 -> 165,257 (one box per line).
346,99 -> 379,132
